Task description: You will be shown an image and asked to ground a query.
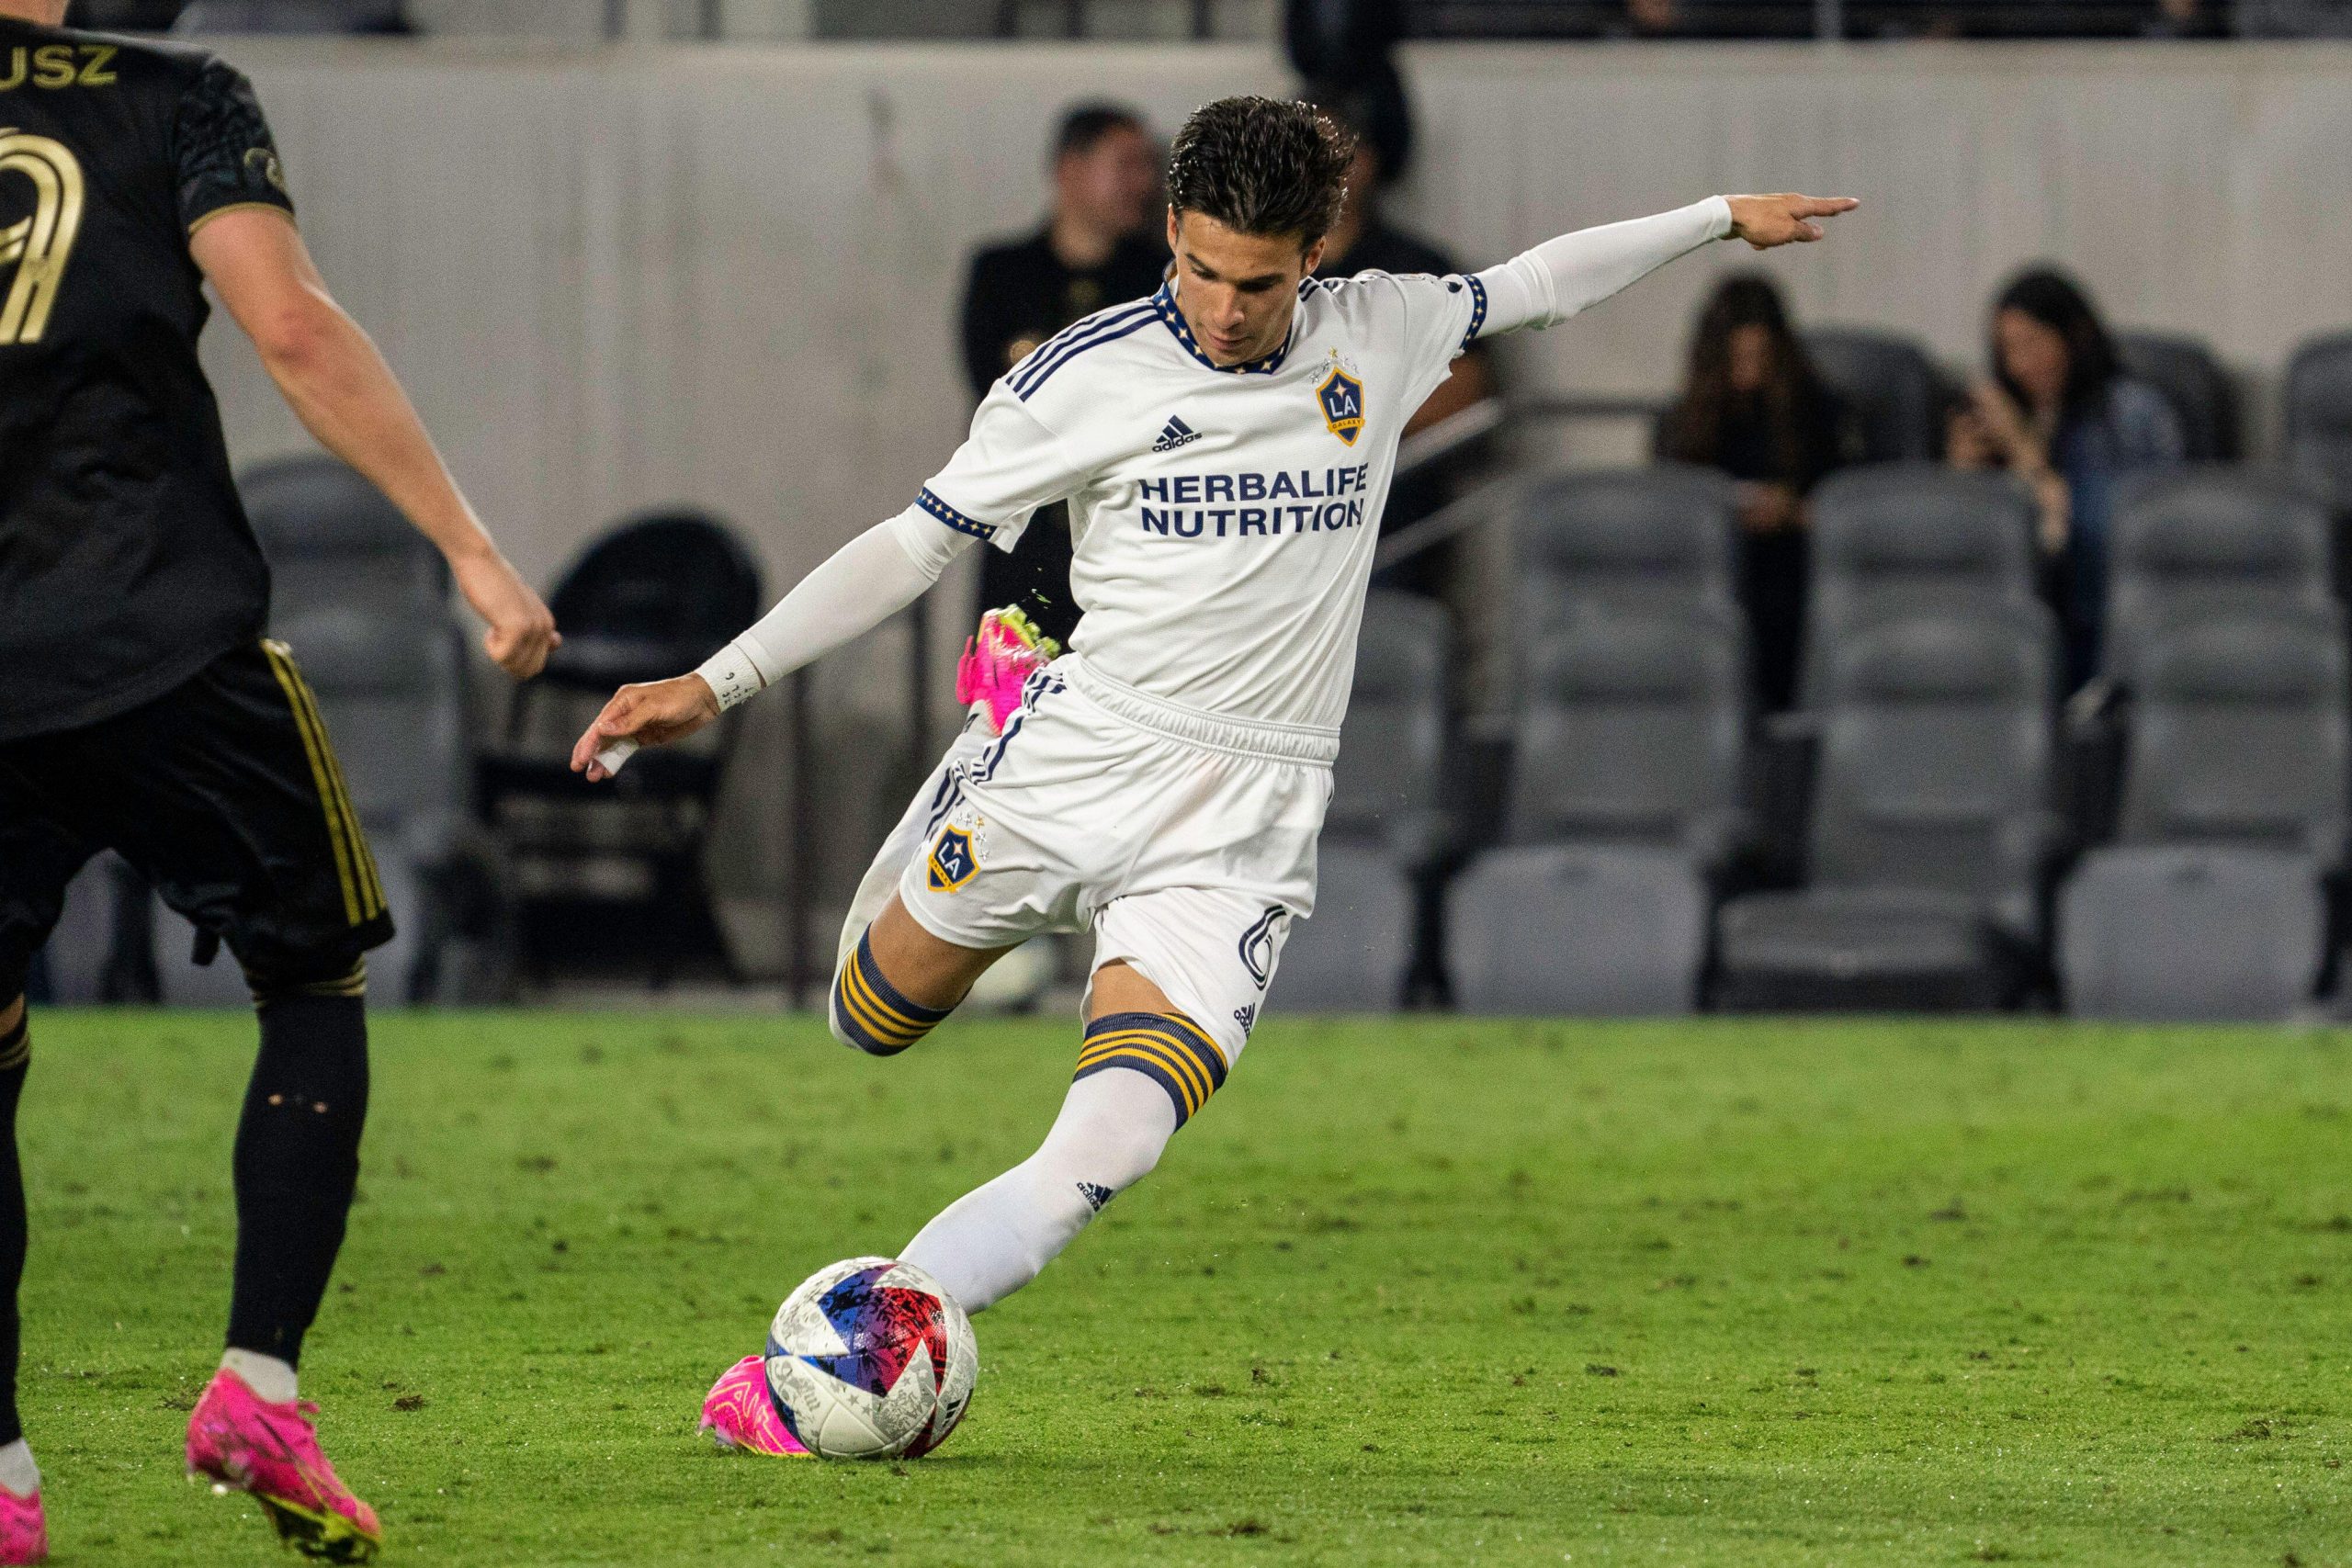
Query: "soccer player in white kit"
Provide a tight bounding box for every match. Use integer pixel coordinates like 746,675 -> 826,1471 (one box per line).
574,99 -> 1851,1337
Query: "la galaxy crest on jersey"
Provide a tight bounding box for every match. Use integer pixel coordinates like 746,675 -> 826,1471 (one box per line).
1315,350 -> 1366,446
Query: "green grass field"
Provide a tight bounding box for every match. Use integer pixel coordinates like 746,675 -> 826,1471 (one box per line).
16,1010 -> 2351,1566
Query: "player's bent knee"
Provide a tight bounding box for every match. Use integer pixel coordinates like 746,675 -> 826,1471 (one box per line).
1073,1011 -> 1228,1130
831,929 -> 952,1056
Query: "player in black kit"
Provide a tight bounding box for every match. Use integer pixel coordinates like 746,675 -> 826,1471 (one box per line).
0,5 -> 557,1561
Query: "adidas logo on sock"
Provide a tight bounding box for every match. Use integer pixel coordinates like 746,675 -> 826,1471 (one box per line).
1151,415 -> 1201,453
1077,1181 -> 1115,1213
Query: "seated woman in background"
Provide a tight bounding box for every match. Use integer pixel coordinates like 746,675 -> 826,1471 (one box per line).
1657,275 -> 1855,710
1948,266 -> 2184,688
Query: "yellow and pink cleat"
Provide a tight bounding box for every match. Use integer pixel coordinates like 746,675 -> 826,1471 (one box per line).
0,1484 -> 44,1566
698,1355 -> 809,1457
186,1369 -> 381,1563
956,607 -> 1060,734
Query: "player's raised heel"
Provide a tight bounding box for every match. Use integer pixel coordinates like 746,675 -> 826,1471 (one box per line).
0,1485 -> 46,1566
698,1356 -> 810,1457
186,1370 -> 382,1563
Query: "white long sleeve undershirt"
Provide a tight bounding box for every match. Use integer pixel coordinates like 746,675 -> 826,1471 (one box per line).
1471,195 -> 1732,337
694,508 -> 972,709
693,196 -> 1733,712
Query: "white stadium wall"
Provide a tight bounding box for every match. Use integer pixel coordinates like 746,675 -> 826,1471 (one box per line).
192,38 -> 2352,961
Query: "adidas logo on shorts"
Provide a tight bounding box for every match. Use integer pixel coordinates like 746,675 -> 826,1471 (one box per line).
1151,414 -> 1201,453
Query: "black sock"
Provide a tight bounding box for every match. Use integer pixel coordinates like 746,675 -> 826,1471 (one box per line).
0,1018 -> 28,1449
226,992 -> 368,1369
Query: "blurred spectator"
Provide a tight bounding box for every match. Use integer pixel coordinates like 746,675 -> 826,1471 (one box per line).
1657,275 -> 1857,711
1948,266 -> 2183,687
957,104 -> 1164,647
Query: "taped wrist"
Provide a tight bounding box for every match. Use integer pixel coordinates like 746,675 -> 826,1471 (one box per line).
1073,1011 -> 1228,1129
830,931 -> 952,1056
695,642 -> 766,712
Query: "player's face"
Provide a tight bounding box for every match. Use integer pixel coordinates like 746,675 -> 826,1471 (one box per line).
1165,210 -> 1327,367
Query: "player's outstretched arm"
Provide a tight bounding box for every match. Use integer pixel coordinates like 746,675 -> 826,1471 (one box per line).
1473,192 -> 1858,335
569,511 -> 974,782
191,207 -> 559,680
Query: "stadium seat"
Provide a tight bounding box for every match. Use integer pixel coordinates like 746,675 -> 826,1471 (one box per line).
102,458 -> 492,1006
1280,592 -> 1452,1010
1448,604 -> 1749,1015
2099,468 -> 2335,692
476,511 -> 763,985
1802,327 -> 1946,463
2284,331 -> 2352,507
2117,332 -> 2241,463
2058,613 -> 2348,1020
1511,465 -> 1737,656
1798,464 -> 2040,703
1713,607 -> 2061,1010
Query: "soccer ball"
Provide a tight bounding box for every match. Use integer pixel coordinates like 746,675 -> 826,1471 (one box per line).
763,1257 -> 978,1460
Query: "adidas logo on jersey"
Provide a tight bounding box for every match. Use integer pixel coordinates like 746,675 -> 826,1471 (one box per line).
1151,415 -> 1201,453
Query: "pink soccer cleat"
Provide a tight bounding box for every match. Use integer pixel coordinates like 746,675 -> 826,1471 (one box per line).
698,1355 -> 809,1457
956,607 -> 1059,734
186,1370 -> 381,1563
0,1485 -> 45,1566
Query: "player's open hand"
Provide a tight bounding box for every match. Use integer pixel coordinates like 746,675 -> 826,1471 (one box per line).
571,674 -> 721,782
1725,194 -> 1860,250
452,547 -> 561,679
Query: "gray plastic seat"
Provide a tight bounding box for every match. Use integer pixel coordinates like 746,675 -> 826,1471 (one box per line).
1800,465 -> 2039,702
2059,848 -> 2326,1021
1449,606 -> 1748,1016
2284,331 -> 2352,506
1804,327 -> 1945,463
1279,592 -> 1452,1011
2101,468 -> 2335,691
2117,332 -> 2240,463
1714,607 -> 2060,1010
1513,467 -> 1737,646
2059,613 -> 2347,1021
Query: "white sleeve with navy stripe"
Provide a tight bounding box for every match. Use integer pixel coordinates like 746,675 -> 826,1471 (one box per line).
915,384 -> 1095,556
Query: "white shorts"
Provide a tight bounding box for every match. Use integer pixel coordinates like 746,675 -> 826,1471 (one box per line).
835,656 -> 1335,1064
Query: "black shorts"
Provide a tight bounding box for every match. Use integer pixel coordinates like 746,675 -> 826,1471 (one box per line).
0,639 -> 394,1001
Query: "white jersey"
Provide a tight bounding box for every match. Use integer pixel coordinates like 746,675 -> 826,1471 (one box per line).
913,272 -> 1487,731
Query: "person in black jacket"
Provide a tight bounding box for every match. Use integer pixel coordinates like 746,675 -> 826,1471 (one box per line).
958,104 -> 1165,648
1657,274 -> 1857,710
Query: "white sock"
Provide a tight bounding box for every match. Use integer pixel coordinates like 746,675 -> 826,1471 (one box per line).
220,1349 -> 298,1404
0,1440 -> 36,1500
902,1067 -> 1177,1313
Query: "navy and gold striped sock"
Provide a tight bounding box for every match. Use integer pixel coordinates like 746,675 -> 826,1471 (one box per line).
831,932 -> 953,1056
1073,1011 -> 1228,1128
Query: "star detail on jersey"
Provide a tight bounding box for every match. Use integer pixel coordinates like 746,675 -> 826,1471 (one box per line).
1317,367 -> 1366,446
1151,414 -> 1202,453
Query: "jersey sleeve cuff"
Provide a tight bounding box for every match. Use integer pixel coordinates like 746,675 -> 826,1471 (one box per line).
915,487 -> 998,542
1459,274 -> 1490,351
187,197 -> 297,238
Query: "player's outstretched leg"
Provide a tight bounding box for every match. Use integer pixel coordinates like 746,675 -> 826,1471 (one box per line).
899,965 -> 1224,1314
0,1000 -> 46,1567
187,964 -> 380,1564
826,897 -> 1003,1058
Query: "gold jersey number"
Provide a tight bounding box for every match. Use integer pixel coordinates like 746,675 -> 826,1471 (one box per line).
0,130 -> 85,346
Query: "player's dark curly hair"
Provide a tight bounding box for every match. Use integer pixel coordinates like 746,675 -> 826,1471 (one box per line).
1165,96 -> 1356,246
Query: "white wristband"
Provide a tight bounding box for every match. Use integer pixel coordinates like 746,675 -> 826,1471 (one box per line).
695,642 -> 767,712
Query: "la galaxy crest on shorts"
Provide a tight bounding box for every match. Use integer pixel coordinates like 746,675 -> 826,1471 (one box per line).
927,823 -> 979,893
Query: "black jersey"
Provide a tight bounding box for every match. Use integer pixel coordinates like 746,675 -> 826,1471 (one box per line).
0,17 -> 294,742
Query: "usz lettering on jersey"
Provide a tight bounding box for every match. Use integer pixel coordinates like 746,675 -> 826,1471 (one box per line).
1136,465 -> 1374,539
0,45 -> 119,91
